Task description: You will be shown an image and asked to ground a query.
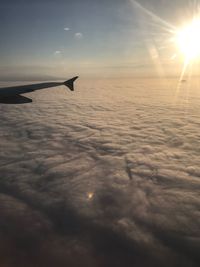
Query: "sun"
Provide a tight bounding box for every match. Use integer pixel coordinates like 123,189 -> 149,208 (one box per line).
175,18 -> 200,62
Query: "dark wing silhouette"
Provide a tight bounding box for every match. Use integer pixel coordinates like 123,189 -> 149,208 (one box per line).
0,76 -> 78,104
0,95 -> 32,104
63,76 -> 79,91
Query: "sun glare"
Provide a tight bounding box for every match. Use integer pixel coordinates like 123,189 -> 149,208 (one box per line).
176,18 -> 200,61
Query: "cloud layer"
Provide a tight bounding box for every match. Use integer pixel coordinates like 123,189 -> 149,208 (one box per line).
0,78 -> 199,266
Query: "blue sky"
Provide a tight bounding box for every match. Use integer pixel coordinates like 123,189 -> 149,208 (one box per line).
0,0 -> 197,79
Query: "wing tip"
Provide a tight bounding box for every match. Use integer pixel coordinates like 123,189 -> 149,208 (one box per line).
63,76 -> 79,91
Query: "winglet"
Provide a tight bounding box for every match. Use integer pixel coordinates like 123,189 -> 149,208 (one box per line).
63,76 -> 79,91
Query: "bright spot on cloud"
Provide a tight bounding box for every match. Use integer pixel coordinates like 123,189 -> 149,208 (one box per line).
75,32 -> 83,39
64,27 -> 70,31
87,192 -> 94,200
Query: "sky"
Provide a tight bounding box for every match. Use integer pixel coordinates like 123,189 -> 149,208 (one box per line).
0,0 -> 199,79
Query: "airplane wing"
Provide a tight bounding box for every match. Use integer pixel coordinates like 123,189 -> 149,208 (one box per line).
63,76 -> 79,91
0,76 -> 78,97
0,94 -> 32,104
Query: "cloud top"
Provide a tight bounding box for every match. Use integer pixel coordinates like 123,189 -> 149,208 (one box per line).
0,78 -> 199,267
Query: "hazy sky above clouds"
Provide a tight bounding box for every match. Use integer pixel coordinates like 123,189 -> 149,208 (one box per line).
0,0 -> 199,79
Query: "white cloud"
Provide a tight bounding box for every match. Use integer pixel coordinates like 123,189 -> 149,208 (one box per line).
0,78 -> 200,267
64,27 -> 70,31
74,32 -> 83,39
54,51 -> 62,58
54,50 -> 61,55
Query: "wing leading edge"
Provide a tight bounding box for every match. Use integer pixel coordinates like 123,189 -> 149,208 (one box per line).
0,76 -> 79,98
